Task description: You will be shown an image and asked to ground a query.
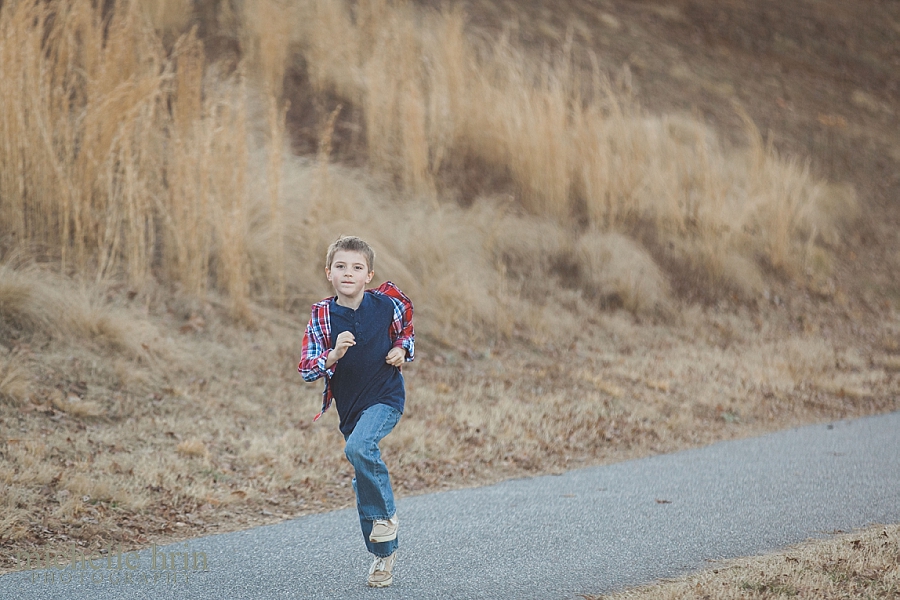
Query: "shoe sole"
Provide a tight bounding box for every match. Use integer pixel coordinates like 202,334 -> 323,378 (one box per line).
367,575 -> 393,588
368,530 -> 398,543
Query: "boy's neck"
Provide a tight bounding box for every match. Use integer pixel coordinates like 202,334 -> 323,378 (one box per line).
335,291 -> 365,310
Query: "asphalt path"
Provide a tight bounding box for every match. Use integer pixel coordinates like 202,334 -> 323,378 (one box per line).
4,411 -> 899,599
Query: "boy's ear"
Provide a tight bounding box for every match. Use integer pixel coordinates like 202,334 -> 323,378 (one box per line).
366,270 -> 374,284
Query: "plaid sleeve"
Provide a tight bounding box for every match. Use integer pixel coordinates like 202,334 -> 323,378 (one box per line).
299,303 -> 335,382
374,281 -> 415,362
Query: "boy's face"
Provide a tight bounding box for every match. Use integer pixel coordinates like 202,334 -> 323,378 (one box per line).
326,250 -> 373,300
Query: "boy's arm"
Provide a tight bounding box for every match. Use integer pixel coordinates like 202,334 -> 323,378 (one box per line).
375,281 -> 415,362
393,301 -> 414,362
298,307 -> 336,381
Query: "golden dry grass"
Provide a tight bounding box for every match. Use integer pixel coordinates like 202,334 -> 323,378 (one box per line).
1,260 -> 897,567
288,0 -> 857,300
0,0 -> 895,576
0,0 -> 857,332
0,263 -> 152,358
0,354 -> 29,406
585,524 -> 900,600
0,0 -> 283,317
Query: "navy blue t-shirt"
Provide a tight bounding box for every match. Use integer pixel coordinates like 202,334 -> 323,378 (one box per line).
329,293 -> 405,437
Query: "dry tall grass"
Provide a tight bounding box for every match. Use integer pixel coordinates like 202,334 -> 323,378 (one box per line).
0,263 -> 156,359
0,351 -> 29,406
290,0 -> 856,303
0,0 -> 286,317
140,0 -> 192,42
0,0 -> 856,335
238,0 -> 294,308
0,0 -> 894,577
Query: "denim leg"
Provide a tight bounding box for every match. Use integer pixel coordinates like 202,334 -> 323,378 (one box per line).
352,479 -> 398,557
344,404 -> 401,557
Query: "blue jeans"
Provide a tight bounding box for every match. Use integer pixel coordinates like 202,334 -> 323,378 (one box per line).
343,403 -> 401,557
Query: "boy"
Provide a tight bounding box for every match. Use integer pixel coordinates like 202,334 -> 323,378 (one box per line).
298,236 -> 414,588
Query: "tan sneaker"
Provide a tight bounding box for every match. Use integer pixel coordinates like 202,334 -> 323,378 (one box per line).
367,552 -> 396,588
369,515 -> 399,543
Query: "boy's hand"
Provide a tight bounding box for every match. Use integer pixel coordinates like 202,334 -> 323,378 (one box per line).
327,332 -> 356,367
385,347 -> 406,367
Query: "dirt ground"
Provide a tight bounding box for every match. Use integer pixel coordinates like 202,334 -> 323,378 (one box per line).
2,0 -> 900,577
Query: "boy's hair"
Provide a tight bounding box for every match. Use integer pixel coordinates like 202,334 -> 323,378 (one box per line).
325,236 -> 375,272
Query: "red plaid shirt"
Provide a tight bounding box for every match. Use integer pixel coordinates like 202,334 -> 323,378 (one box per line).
299,281 -> 414,421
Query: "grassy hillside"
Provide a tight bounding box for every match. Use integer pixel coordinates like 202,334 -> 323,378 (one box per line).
0,0 -> 862,321
1,0 -> 898,572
